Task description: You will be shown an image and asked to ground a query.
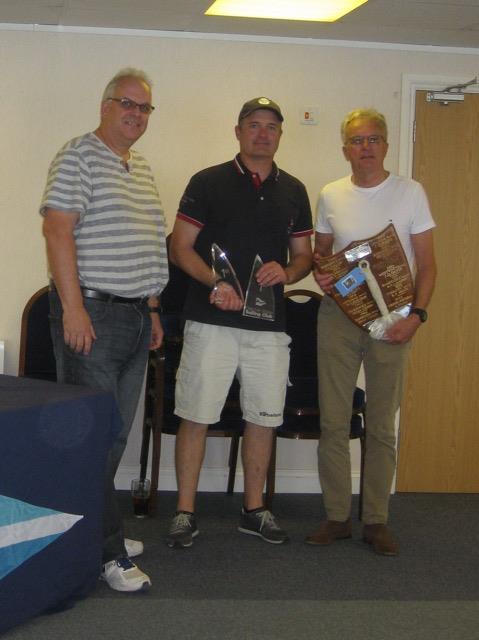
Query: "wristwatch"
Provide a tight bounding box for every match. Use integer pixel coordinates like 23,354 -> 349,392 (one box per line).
409,307 -> 428,323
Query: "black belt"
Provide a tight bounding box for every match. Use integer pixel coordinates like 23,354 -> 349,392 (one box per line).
80,287 -> 149,305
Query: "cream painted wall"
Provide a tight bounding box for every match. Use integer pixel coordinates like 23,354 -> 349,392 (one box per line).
2,27 -> 477,492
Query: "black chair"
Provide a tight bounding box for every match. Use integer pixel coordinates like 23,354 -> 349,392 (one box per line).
139,255 -> 244,515
265,289 -> 367,518
18,285 -> 57,381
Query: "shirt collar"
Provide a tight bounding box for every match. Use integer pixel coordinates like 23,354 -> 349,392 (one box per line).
233,154 -> 280,183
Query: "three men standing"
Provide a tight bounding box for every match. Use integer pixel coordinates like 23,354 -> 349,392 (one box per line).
41,84 -> 435,571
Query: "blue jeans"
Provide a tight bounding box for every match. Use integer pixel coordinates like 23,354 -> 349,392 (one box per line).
49,289 -> 151,562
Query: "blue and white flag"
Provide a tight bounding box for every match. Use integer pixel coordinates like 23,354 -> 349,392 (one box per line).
0,495 -> 83,580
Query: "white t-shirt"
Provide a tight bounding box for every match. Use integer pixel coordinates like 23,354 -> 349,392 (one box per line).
315,174 -> 435,270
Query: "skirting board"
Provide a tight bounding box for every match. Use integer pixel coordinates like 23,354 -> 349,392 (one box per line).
115,465 -> 363,494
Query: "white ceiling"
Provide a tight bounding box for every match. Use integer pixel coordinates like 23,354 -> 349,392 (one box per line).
1,0 -> 479,49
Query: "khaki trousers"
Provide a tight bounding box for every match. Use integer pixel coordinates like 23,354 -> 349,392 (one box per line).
317,296 -> 410,524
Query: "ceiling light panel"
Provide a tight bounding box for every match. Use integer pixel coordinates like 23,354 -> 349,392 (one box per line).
205,0 -> 368,22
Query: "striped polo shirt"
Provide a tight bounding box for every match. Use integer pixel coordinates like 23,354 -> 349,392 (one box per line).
40,132 -> 168,298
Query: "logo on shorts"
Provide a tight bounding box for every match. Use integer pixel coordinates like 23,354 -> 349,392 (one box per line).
259,411 -> 282,417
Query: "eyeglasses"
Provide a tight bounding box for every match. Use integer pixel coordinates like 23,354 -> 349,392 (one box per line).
347,135 -> 385,146
107,97 -> 155,114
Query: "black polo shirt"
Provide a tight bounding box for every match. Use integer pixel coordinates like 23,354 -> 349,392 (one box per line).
177,155 -> 313,332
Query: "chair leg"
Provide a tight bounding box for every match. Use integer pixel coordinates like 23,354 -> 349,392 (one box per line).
227,433 -> 241,494
140,351 -> 164,516
264,432 -> 277,511
139,418 -> 151,482
358,429 -> 366,521
149,417 -> 162,516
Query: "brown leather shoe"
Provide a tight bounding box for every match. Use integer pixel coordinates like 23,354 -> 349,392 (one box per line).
305,519 -> 352,545
362,524 -> 399,556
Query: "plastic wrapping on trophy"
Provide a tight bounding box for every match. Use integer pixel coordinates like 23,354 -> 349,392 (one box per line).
243,255 -> 275,322
357,258 -> 410,340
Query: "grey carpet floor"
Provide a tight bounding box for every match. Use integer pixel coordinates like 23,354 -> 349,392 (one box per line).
3,492 -> 479,640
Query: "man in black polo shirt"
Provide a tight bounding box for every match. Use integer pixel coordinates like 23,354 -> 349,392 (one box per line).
167,97 -> 313,548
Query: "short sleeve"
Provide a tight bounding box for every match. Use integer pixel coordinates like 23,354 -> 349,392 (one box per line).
290,181 -> 313,237
176,171 -> 207,228
315,189 -> 334,234
40,145 -> 91,218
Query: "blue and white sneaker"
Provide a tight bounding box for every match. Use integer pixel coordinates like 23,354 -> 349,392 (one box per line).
101,556 -> 151,592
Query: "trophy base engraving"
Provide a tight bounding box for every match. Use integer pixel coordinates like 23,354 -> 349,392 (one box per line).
243,255 -> 275,322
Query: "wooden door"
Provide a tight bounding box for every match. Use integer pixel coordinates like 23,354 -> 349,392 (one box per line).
396,91 -> 479,492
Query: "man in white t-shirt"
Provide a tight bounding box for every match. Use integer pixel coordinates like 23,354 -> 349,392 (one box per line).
306,108 -> 436,555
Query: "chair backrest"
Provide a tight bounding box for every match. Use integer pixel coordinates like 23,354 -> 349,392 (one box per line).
160,233 -> 190,314
159,233 -> 189,394
18,286 -> 57,381
284,289 -> 322,379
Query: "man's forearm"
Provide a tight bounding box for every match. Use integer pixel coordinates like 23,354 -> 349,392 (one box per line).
413,266 -> 436,309
171,244 -> 216,289
284,253 -> 313,285
44,230 -> 84,311
44,218 -> 97,354
410,229 -> 436,309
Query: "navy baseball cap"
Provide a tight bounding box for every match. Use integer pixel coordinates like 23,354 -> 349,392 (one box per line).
238,97 -> 284,123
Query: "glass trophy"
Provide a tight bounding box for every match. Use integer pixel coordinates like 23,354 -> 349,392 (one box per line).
243,255 -> 275,322
211,243 -> 244,302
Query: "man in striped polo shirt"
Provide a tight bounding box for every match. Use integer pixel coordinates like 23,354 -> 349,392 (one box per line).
41,68 -> 168,592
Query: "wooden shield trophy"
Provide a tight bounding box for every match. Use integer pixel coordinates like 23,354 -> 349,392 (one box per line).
318,224 -> 414,339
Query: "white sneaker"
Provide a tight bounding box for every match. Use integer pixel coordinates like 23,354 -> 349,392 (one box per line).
125,538 -> 143,558
101,557 -> 151,592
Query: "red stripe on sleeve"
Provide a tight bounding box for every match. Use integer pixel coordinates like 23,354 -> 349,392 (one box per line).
291,228 -> 314,238
176,212 -> 204,229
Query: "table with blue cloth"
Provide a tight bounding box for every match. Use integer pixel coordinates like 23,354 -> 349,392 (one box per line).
0,374 -> 120,634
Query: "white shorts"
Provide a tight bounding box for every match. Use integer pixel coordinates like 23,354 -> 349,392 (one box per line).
175,321 -> 291,427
